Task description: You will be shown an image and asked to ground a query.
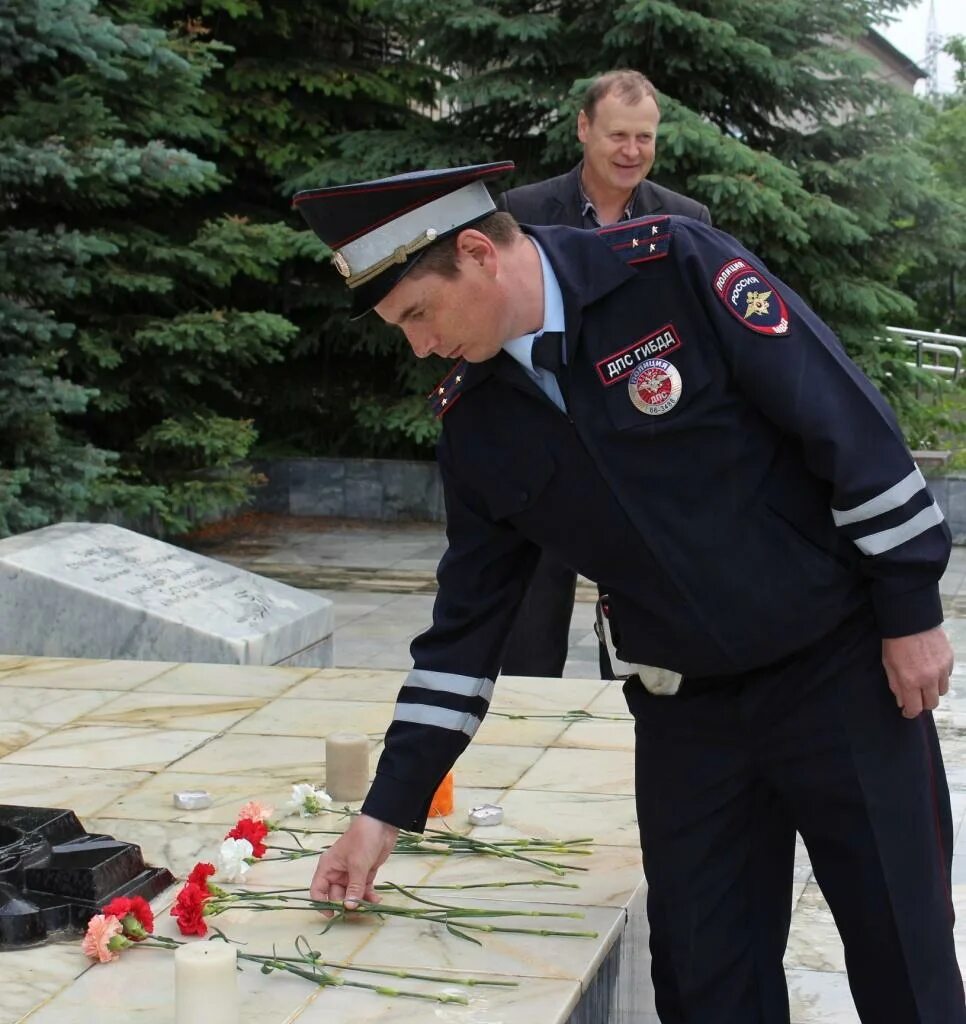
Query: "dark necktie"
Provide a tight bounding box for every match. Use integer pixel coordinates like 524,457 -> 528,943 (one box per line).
531,331 -> 565,374
530,331 -> 568,407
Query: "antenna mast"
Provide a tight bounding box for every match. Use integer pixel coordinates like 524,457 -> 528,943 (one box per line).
925,0 -> 942,98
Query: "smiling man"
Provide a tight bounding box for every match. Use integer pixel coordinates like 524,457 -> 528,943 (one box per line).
293,162 -> 964,1024
500,71 -> 710,234
497,71 -> 710,681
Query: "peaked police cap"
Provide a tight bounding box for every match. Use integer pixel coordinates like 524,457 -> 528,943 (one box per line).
293,162 -> 515,319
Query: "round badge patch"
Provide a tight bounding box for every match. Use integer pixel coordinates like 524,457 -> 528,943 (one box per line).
628,358 -> 682,415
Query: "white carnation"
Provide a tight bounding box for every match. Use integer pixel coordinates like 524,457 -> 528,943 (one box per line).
217,837 -> 254,882
284,782 -> 332,818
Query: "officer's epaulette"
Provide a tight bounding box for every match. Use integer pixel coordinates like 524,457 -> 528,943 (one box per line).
427,359 -> 470,418
598,215 -> 672,267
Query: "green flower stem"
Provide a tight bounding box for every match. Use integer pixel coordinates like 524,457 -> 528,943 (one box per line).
410,836 -> 585,875
196,884 -> 596,943
208,893 -> 583,922
266,827 -> 594,875
367,882 -> 586,920
488,710 -> 632,721
451,922 -> 600,939
244,955 -> 469,1004
133,936 -> 497,1002
213,880 -> 580,895
393,879 -> 580,891
252,953 -> 517,987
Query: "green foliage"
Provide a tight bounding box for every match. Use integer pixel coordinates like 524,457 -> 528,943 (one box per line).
0,0 -> 302,536
897,36 -> 966,337
140,0 -> 452,457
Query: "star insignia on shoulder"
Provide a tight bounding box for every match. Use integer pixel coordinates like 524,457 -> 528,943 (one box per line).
428,360 -> 470,418
599,216 -> 671,267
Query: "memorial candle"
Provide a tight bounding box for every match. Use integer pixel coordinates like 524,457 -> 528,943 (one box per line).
174,940 -> 239,1024
325,732 -> 370,801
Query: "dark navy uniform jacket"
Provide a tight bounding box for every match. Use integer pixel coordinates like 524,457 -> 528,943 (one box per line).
361,216 -> 951,832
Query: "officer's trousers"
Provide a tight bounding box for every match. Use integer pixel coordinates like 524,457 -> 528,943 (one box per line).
624,610 -> 965,1024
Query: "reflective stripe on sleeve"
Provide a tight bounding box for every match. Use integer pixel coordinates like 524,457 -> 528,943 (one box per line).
854,501 -> 945,556
392,703 -> 483,737
832,467 -> 926,527
406,669 -> 495,702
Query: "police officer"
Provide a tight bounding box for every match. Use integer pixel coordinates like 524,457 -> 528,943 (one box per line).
294,162 -> 964,1023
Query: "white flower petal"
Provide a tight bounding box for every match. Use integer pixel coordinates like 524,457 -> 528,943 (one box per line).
217,837 -> 254,882
284,782 -> 332,818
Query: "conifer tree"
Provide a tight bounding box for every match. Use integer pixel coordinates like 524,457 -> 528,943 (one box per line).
0,0 -> 305,536
140,0 -> 445,458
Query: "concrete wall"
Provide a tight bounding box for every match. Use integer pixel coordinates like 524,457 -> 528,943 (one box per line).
252,458 -> 966,541
252,458 -> 445,522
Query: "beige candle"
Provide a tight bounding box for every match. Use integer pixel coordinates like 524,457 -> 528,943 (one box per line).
174,941 -> 239,1024
325,731 -> 370,801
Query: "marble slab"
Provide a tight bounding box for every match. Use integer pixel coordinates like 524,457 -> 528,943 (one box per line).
0,522 -> 334,666
8,652 -> 941,1024
0,763 -> 153,817
0,722 -> 215,772
516,747 -> 636,796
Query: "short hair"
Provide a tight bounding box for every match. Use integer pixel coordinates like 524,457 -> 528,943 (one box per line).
582,70 -> 659,121
407,211 -> 521,281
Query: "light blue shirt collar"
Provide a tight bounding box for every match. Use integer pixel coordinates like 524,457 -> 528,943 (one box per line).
502,238 -> 566,373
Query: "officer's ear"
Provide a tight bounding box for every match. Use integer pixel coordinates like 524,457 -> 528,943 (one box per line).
455,229 -> 499,277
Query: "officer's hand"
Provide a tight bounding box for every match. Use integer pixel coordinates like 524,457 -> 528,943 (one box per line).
881,626 -> 954,719
309,813 -> 399,916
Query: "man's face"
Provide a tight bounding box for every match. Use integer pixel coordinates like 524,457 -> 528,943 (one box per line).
577,92 -> 660,194
375,253 -> 506,364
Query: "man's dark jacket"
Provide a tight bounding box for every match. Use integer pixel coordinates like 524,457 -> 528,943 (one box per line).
498,163 -> 711,229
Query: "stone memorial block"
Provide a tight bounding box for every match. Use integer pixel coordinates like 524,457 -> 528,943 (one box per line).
0,522 -> 334,666
0,804 -> 174,949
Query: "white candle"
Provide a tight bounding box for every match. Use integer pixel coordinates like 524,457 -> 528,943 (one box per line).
174,940 -> 239,1024
325,731 -> 370,801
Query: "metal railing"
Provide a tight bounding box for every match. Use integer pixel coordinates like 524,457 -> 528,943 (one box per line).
886,326 -> 966,382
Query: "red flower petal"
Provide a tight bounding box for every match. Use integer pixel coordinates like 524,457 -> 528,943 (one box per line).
226,818 -> 269,859
170,882 -> 209,937
187,862 -> 216,890
101,895 -> 155,939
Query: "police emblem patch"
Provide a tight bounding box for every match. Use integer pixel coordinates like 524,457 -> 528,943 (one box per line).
628,359 -> 682,415
713,258 -> 790,336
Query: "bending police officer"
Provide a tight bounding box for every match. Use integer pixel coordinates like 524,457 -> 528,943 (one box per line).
294,162 -> 963,1024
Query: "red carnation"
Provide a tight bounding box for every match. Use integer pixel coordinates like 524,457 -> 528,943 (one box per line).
170,882 -> 210,936
101,895 -> 154,939
226,817 -> 269,859
187,862 -> 216,890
